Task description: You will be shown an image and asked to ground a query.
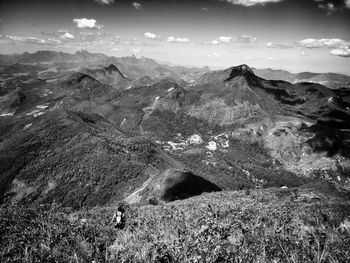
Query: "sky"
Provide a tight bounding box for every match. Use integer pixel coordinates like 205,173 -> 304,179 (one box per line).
0,0 -> 350,74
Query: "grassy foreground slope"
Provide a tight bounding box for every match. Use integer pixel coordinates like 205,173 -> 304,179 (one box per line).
110,188 -> 350,263
1,187 -> 349,263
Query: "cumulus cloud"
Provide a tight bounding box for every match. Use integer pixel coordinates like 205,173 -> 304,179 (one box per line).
298,38 -> 350,58
60,32 -> 75,39
266,42 -> 293,48
330,47 -> 350,57
73,18 -> 102,29
167,36 -> 190,43
208,36 -> 233,44
318,2 -> 337,15
267,56 -> 275,60
298,38 -> 349,48
221,0 -> 285,7
201,7 -> 209,11
218,36 -> 233,43
133,2 -> 141,9
144,32 -> 159,40
94,0 -> 114,4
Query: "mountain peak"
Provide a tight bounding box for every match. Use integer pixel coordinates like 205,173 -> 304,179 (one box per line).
232,64 -> 254,75
104,64 -> 119,72
104,64 -> 125,78
224,64 -> 257,83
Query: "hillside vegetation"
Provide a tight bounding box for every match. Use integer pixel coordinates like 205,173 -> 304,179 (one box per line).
1,187 -> 350,263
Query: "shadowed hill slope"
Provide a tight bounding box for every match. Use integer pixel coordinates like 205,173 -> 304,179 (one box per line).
0,109 -> 220,207
161,170 -> 221,201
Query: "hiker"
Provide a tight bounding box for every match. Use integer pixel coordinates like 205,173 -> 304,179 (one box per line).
111,206 -> 125,230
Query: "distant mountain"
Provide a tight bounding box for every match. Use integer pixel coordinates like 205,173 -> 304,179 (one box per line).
253,68 -> 350,89
105,64 -> 350,188
0,50 -> 209,84
80,64 -> 129,89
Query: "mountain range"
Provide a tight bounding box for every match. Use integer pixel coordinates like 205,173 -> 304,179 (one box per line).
253,67 -> 350,89
0,50 -> 350,262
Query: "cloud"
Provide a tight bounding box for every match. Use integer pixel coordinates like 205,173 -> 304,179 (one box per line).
131,48 -> 141,53
94,0 -> 114,4
204,52 -> 220,58
221,0 -> 285,7
266,42 -> 293,48
346,0 -> 350,8
330,47 -> 350,57
123,38 -> 142,45
218,36 -> 233,43
206,37 -> 233,44
205,35 -> 258,45
73,18 -> 102,29
301,51 -> 307,56
38,31 -> 126,49
3,35 -> 62,45
60,32 -> 75,39
267,56 -> 275,60
298,38 -> 350,58
316,0 -> 350,13
133,2 -> 141,9
298,38 -> 349,48
167,36 -> 190,43
48,38 -> 62,44
201,7 -> 209,11
5,35 -> 47,44
318,2 -> 337,15
144,32 -> 159,39
236,35 -> 258,43
42,30 -> 73,39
